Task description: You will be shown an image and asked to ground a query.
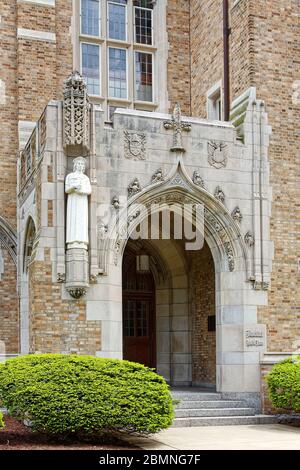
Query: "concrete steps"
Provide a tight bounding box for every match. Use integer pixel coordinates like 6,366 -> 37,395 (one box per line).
175,407 -> 256,418
172,389 -> 277,427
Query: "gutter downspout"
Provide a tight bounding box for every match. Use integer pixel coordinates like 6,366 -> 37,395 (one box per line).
223,0 -> 230,121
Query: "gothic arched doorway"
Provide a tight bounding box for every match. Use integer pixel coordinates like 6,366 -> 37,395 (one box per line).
122,247 -> 156,368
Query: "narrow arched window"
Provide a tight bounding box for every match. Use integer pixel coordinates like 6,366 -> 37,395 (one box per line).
23,218 -> 36,272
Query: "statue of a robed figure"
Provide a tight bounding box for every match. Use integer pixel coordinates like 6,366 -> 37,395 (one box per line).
65,157 -> 91,248
65,157 -> 91,299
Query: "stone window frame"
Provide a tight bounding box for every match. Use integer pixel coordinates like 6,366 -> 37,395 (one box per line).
74,0 -> 161,120
107,45 -> 129,100
134,50 -> 154,103
80,41 -> 102,97
206,80 -> 223,121
107,0 -> 128,41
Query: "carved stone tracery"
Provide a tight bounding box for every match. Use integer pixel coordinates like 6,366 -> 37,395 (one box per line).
63,71 -> 90,154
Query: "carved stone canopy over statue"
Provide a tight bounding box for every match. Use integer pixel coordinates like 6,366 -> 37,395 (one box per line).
65,157 -> 92,249
63,71 -> 90,155
164,103 -> 191,153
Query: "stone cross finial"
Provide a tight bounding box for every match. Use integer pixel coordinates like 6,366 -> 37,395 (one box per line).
164,103 -> 191,152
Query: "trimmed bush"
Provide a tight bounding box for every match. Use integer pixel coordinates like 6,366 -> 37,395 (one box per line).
0,411 -> 4,430
266,356 -> 300,412
0,354 -> 174,436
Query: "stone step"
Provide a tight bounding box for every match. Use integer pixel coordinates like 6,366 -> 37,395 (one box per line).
172,415 -> 278,427
172,392 -> 222,401
175,400 -> 248,409
175,407 -> 256,418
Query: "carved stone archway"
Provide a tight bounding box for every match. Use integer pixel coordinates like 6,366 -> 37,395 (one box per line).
94,159 -> 265,401
0,216 -> 17,266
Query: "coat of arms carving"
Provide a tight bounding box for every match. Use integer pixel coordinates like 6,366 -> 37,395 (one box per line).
208,141 -> 228,169
124,130 -> 146,160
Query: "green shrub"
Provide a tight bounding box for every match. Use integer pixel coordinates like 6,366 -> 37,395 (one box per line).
0,411 -> 4,429
266,356 -> 300,412
0,354 -> 174,436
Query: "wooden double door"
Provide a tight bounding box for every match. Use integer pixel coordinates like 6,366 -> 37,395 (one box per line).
122,252 -> 156,368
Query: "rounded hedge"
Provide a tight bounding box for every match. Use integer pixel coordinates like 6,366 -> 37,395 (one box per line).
0,354 -> 174,436
0,411 -> 4,430
266,356 -> 300,412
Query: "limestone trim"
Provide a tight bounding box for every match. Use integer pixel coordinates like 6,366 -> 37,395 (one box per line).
17,0 -> 55,5
17,29 -> 56,43
0,217 -> 17,266
100,159 -> 249,277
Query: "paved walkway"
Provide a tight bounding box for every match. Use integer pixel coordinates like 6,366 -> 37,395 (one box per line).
127,425 -> 300,450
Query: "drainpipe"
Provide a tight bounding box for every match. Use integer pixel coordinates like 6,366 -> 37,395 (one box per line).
223,0 -> 230,121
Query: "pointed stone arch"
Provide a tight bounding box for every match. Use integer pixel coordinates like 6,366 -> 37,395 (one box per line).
102,159 -> 249,278
0,216 -> 17,266
23,216 -> 37,272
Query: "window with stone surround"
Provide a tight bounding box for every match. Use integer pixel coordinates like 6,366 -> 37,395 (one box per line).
78,0 -> 157,119
206,81 -> 223,121
81,42 -> 101,95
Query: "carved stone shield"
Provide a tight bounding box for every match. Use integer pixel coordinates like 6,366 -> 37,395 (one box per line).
124,131 -> 146,160
208,141 -> 228,169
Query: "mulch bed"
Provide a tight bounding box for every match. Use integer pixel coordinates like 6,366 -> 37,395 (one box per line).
0,416 -> 138,450
278,414 -> 300,428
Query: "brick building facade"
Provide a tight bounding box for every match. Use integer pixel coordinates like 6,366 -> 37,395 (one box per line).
0,0 -> 298,409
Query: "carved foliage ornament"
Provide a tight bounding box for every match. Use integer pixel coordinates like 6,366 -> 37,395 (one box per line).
214,186 -> 225,204
128,178 -> 142,197
67,287 -> 87,299
193,171 -> 205,188
232,206 -> 243,224
208,141 -> 228,169
204,208 -> 235,272
245,231 -> 255,247
63,71 -> 90,152
124,131 -> 146,160
152,168 -> 164,184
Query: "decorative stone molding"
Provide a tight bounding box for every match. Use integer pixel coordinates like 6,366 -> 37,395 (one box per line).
253,280 -> 269,291
128,178 -> 141,197
214,186 -> 225,204
67,286 -> 87,299
98,223 -> 108,239
112,196 -> 120,209
245,231 -> 255,247
163,103 -> 191,152
128,210 -> 141,226
151,168 -> 164,184
63,71 -> 90,155
204,208 -> 235,272
0,217 -> 17,266
224,241 -> 235,272
57,272 -> 65,283
89,274 -> 98,284
65,248 -> 89,298
208,141 -> 228,169
124,130 -> 146,160
193,171 -> 205,188
232,206 -> 243,224
0,244 -> 4,280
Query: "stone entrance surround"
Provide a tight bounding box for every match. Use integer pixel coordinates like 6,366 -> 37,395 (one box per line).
17,74 -> 273,403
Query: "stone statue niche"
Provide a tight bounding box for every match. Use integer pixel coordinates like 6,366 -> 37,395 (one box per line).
65,157 -> 91,299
